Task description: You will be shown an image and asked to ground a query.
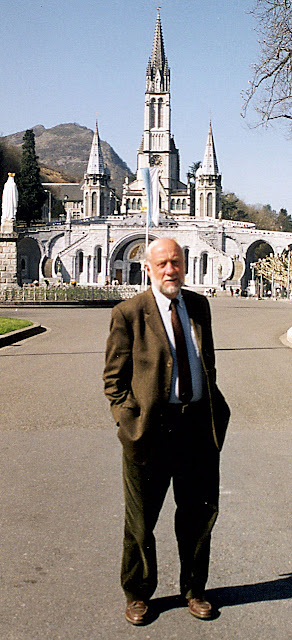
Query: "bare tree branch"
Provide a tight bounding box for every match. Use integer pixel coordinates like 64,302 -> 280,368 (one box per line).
242,0 -> 292,128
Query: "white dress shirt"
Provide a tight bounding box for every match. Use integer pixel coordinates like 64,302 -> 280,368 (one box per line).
151,284 -> 203,403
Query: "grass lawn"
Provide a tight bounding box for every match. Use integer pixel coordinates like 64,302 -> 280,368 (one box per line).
0,317 -> 33,335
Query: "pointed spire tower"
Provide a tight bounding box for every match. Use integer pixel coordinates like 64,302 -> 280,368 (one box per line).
146,9 -> 169,93
121,9 -> 189,217
136,8 -> 180,201
201,122 -> 219,175
86,120 -> 105,176
195,122 -> 222,219
82,120 -> 111,218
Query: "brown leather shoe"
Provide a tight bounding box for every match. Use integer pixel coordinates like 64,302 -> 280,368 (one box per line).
188,596 -> 213,620
125,600 -> 149,625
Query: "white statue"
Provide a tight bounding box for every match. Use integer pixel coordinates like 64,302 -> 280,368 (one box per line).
1,173 -> 18,222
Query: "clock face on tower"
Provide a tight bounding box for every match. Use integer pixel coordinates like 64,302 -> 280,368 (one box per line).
150,154 -> 162,166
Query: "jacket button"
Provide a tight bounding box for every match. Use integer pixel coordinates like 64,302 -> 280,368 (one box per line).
167,360 -> 172,367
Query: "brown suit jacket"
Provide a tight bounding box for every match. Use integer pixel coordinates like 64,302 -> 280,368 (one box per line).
103,287 -> 230,463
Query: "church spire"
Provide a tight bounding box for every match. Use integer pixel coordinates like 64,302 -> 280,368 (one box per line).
146,9 -> 170,92
150,9 -> 166,72
86,120 -> 105,176
201,121 -> 219,175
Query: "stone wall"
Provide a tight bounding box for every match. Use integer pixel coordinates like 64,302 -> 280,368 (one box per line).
0,234 -> 18,286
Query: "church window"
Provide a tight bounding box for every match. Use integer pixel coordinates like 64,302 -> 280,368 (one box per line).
182,199 -> 186,210
200,193 -> 204,216
97,247 -> 102,273
92,192 -> 97,216
132,198 -> 137,210
158,99 -> 163,128
100,193 -> 104,216
78,251 -> 84,274
85,193 -> 89,217
137,198 -> 142,210
202,253 -> 208,275
176,199 -> 181,210
126,198 -> 130,211
207,193 -> 213,216
171,199 -> 175,210
150,99 -> 155,129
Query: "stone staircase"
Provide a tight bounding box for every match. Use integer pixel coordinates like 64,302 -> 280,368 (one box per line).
226,258 -> 245,286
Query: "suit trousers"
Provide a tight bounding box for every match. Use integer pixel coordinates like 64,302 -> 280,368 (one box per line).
121,400 -> 220,602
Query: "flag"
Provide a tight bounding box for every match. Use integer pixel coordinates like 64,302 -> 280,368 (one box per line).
141,167 -> 159,226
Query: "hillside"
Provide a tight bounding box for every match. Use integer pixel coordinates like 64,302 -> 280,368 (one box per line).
4,123 -> 134,197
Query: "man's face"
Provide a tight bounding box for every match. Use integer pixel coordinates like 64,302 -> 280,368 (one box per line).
146,239 -> 185,299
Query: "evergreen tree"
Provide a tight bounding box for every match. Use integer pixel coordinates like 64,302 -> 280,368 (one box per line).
276,208 -> 292,231
17,129 -> 46,225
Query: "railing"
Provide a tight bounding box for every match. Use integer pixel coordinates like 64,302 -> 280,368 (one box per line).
0,284 -> 139,303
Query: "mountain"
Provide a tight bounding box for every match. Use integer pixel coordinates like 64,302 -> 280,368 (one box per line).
3,123 -> 134,197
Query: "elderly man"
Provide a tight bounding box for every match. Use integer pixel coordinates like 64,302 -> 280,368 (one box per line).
103,238 -> 229,625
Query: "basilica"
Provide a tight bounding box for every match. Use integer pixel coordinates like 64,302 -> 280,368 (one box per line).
16,10 -> 292,290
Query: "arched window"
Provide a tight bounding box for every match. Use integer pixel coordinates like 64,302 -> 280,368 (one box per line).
97,247 -> 102,273
182,199 -> 186,210
132,198 -> 137,210
93,246 -> 102,282
100,193 -> 104,216
200,193 -> 204,217
150,99 -> 155,129
184,248 -> 189,275
176,199 -> 181,210
85,193 -> 89,217
137,198 -> 142,210
92,192 -> 97,216
202,253 -> 208,275
158,98 -> 163,128
171,199 -> 175,210
79,251 -> 84,274
207,193 -> 213,216
126,198 -> 131,211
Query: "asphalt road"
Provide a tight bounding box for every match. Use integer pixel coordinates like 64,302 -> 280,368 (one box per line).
0,297 -> 291,640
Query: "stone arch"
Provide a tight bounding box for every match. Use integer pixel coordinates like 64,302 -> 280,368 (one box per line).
243,239 -> 274,289
109,233 -> 159,285
18,237 -> 42,284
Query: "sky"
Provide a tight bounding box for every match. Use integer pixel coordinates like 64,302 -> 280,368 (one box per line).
1,0 -> 291,212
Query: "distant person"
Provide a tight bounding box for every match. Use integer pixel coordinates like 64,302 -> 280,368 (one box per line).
103,238 -> 230,625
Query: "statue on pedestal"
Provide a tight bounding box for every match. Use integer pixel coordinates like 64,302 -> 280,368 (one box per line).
1,173 -> 18,233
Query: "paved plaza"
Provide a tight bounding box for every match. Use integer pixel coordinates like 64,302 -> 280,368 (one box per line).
0,297 -> 291,640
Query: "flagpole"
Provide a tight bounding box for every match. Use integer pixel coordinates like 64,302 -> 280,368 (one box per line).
141,166 -> 159,290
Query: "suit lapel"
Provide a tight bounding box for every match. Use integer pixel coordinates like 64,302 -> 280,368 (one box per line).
144,288 -> 172,355
182,290 -> 203,353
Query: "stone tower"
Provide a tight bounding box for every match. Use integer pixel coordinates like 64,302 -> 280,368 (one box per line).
121,9 -> 188,216
82,121 -> 111,218
195,122 -> 222,219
